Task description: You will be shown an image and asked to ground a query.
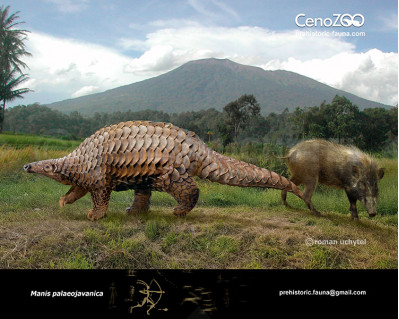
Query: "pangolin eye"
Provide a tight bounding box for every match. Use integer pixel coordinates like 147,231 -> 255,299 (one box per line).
44,165 -> 52,172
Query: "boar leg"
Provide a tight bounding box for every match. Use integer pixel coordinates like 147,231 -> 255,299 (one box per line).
126,188 -> 152,214
88,187 -> 112,221
59,185 -> 88,207
345,190 -> 359,221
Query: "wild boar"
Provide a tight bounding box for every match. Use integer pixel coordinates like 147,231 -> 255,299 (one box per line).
280,139 -> 385,220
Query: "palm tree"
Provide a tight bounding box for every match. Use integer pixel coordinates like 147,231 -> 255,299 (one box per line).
0,68 -> 31,133
0,5 -> 31,73
0,5 -> 31,133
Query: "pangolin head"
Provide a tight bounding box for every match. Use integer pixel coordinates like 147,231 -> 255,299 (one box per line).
23,159 -> 67,184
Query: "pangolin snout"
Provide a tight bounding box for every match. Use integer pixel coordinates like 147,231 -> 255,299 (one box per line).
24,164 -> 32,172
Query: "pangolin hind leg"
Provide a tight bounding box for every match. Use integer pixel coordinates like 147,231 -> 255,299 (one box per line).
281,176 -> 318,215
126,188 -> 152,214
59,185 -> 88,207
161,176 -> 200,217
281,176 -> 300,207
88,187 -> 112,221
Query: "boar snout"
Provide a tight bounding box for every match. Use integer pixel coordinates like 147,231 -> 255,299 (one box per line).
361,196 -> 378,218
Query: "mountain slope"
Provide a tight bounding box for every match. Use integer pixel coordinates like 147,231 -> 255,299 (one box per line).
47,58 -> 390,115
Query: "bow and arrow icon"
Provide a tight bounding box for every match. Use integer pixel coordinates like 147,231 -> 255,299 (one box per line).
130,279 -> 168,315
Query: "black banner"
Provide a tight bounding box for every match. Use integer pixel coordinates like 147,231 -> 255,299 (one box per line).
0,269 -> 397,318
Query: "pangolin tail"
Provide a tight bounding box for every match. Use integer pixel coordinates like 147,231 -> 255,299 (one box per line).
196,149 -> 308,205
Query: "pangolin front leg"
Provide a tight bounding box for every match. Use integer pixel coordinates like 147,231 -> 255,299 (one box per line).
126,188 -> 152,214
59,185 -> 88,207
88,187 -> 112,221
161,176 -> 200,217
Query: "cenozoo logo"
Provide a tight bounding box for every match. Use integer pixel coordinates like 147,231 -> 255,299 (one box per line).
295,13 -> 365,28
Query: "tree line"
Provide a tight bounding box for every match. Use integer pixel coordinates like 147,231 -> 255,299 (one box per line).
3,94 -> 397,154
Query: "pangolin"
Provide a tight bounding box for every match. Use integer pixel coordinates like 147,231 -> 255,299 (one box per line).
23,121 -> 310,221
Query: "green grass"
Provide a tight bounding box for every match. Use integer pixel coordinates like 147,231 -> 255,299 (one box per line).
0,138 -> 397,269
0,132 -> 81,150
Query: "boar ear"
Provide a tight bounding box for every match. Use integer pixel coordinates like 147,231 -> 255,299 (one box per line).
352,165 -> 361,180
378,168 -> 385,180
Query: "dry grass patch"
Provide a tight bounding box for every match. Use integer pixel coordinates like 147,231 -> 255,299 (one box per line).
0,204 -> 397,269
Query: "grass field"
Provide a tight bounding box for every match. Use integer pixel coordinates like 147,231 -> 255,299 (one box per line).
0,132 -> 81,150
0,134 -> 397,269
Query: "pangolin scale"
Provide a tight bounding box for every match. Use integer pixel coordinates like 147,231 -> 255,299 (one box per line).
24,121 -> 310,220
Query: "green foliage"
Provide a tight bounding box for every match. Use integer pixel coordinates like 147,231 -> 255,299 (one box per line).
222,94 -> 261,141
0,132 -> 81,149
216,122 -> 233,147
62,251 -> 94,269
145,219 -> 169,241
208,236 -> 238,258
286,97 -> 397,152
3,95 -> 398,154
305,246 -> 341,269
0,5 -> 31,73
0,5 -> 31,133
326,96 -> 360,142
358,107 -> 398,151
223,142 -> 290,175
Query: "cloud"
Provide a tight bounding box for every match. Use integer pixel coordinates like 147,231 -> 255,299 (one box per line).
20,25 -> 397,107
124,45 -> 177,74
22,32 -> 138,104
264,49 -> 398,105
188,0 -> 240,22
378,11 -> 398,32
122,26 -> 355,74
43,0 -> 90,13
338,50 -> 398,105
72,85 -> 100,98
121,25 -> 396,105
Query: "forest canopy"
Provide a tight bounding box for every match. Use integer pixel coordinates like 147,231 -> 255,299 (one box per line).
3,95 -> 397,154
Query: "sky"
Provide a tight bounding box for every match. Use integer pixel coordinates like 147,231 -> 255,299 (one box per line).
7,0 -> 399,107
